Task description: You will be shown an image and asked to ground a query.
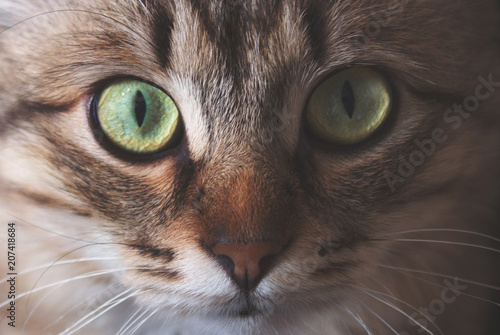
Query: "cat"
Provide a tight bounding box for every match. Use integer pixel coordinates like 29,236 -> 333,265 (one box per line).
1,0 -> 500,334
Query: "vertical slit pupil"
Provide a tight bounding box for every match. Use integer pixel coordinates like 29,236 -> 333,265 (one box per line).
134,91 -> 147,127
341,81 -> 355,119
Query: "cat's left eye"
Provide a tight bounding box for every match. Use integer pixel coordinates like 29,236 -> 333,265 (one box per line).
305,67 -> 392,145
93,80 -> 182,155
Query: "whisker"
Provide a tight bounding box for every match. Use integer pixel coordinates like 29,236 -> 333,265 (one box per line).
41,282 -> 122,331
19,235 -> 164,311
377,264 -> 500,291
342,307 -> 374,335
361,289 -> 434,335
0,267 -> 151,308
24,243 -> 114,311
128,306 -> 161,335
384,266 -> 500,308
60,288 -> 141,335
359,286 -> 444,335
352,296 -> 399,334
373,238 -> 500,253
0,257 -> 120,284
135,0 -> 151,17
363,274 -> 396,297
60,288 -> 134,335
22,284 -> 63,332
8,214 -> 104,244
377,229 -> 500,243
9,215 -> 174,254
117,307 -> 148,335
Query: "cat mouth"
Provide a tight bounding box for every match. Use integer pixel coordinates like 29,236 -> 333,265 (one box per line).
228,306 -> 262,318
215,294 -> 269,318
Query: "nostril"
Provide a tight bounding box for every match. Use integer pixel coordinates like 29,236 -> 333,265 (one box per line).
257,253 -> 279,278
210,241 -> 284,291
212,254 -> 235,276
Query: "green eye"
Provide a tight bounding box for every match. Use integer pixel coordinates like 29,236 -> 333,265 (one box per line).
305,67 -> 392,145
95,80 -> 181,154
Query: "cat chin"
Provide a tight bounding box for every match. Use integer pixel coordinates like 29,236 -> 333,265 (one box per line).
130,282 -> 353,333
135,301 -> 348,335
219,306 -> 351,335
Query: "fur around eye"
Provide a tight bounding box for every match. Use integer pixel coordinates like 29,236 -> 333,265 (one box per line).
93,80 -> 182,155
305,67 -> 392,145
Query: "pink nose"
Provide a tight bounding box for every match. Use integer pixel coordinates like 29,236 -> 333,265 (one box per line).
211,241 -> 284,291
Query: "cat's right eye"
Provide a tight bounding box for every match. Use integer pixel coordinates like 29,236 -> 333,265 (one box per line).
92,80 -> 182,155
305,67 -> 392,145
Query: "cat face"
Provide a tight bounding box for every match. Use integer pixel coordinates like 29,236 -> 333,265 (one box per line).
1,0 -> 500,334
